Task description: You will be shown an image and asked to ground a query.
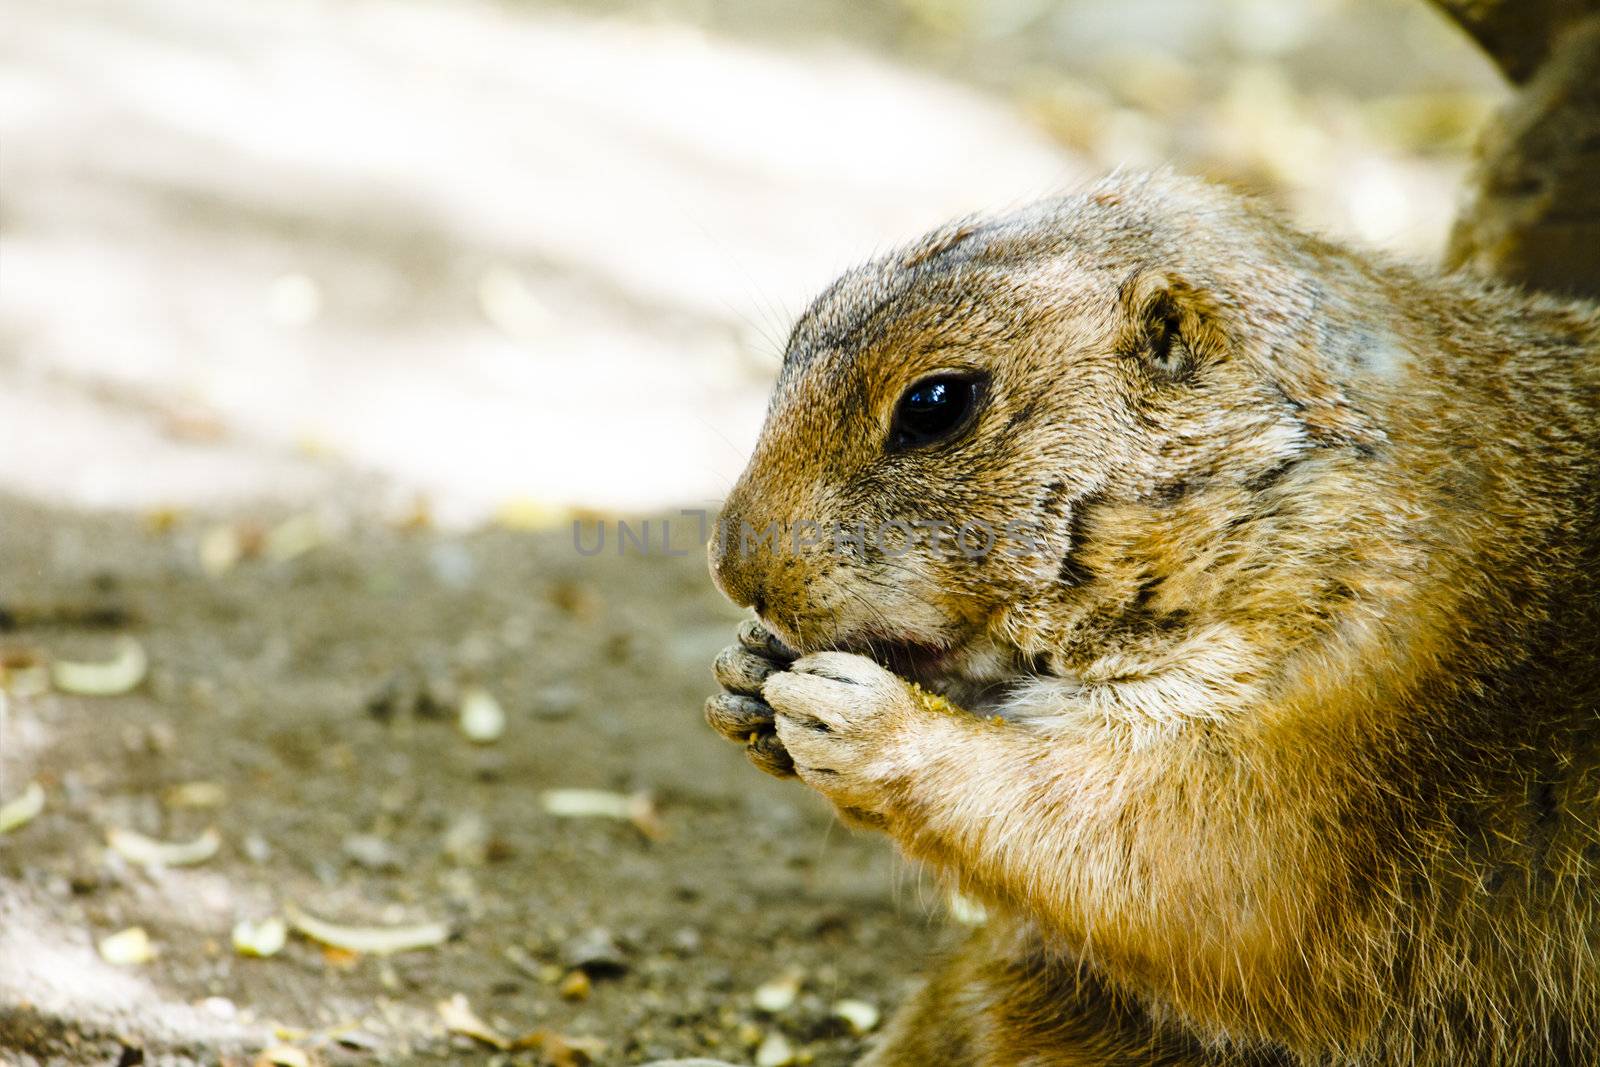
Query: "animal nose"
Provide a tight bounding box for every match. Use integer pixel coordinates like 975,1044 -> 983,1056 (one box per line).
707,525 -> 767,612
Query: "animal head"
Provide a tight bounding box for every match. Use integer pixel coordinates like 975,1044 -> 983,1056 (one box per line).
709,173 -> 1384,676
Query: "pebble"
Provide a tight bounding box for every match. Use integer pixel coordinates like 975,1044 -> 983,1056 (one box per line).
561,927 -> 629,975
752,970 -> 802,1013
558,968 -> 592,1001
242,833 -> 273,863
442,813 -> 489,866
670,926 -> 702,955
458,686 -> 506,744
342,833 -> 402,872
754,1033 -> 796,1067
831,998 -> 880,1035
200,996 -> 237,1020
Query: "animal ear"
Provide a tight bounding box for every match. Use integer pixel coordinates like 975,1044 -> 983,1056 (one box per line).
1116,271 -> 1227,380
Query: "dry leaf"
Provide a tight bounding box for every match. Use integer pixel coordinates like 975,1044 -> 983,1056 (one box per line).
437,993 -> 510,1049
0,781 -> 45,834
108,827 -> 221,868
320,945 -> 360,970
539,789 -> 665,840
98,926 -> 156,965
832,998 -> 880,1035
232,916 -> 287,958
51,637 -> 148,696
163,781 -> 227,809
283,903 -> 450,955
254,1046 -> 312,1067
513,1030 -> 606,1067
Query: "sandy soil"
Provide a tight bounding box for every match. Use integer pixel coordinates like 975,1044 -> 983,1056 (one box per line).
0,498 -> 950,1064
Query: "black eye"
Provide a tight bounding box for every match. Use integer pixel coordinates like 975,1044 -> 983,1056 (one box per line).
890,374 -> 984,451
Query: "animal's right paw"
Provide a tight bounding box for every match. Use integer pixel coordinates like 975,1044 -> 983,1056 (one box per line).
705,617 -> 797,778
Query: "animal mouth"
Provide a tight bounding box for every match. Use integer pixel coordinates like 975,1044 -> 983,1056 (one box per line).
755,616 -> 967,693
830,635 -> 962,692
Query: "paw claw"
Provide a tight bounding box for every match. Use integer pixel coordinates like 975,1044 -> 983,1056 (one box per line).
737,618 -> 797,662
744,731 -> 795,778
705,692 -> 775,742
713,644 -> 783,695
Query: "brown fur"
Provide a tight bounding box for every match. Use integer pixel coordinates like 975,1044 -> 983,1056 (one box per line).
706,173 -> 1600,1065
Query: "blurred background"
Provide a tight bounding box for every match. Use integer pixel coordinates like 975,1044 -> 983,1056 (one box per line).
0,0 -> 1502,1063
2,0 -> 1502,520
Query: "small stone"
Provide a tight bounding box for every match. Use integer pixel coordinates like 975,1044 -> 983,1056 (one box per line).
754,1033 -> 795,1067
415,667 -> 458,719
343,833 -> 402,872
365,673 -> 411,722
442,813 -> 489,866
753,970 -> 802,1013
831,998 -> 880,1035
558,968 -> 592,1001
561,927 -> 628,976
534,683 -> 581,719
670,926 -> 702,955
458,686 -> 506,744
201,996 -> 237,1020
242,833 -> 272,863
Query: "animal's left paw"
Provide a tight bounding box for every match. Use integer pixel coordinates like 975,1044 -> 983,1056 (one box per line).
761,651 -> 920,819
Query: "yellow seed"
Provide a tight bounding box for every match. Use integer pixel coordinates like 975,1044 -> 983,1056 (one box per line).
906,681 -> 962,717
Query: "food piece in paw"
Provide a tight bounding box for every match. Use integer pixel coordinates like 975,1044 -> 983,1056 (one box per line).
906,679 -> 964,718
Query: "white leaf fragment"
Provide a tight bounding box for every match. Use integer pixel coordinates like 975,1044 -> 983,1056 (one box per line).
232,916 -> 288,958
0,781 -> 45,834
108,827 -> 221,868
256,1046 -> 311,1067
98,926 -> 156,965
284,902 -> 450,955
51,637 -> 149,696
437,993 -> 511,1049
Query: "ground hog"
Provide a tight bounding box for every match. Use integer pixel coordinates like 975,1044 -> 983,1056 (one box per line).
703,172 -> 1600,1066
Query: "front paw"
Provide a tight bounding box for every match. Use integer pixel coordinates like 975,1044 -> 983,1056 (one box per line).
706,618 -> 797,778
762,652 -> 918,818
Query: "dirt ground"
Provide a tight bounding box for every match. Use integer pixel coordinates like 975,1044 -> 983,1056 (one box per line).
0,497 -> 946,1064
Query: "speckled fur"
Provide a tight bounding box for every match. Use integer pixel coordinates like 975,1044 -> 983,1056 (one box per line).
709,173 -> 1600,1065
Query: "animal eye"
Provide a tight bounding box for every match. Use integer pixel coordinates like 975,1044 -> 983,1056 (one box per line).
890,374 -> 984,451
